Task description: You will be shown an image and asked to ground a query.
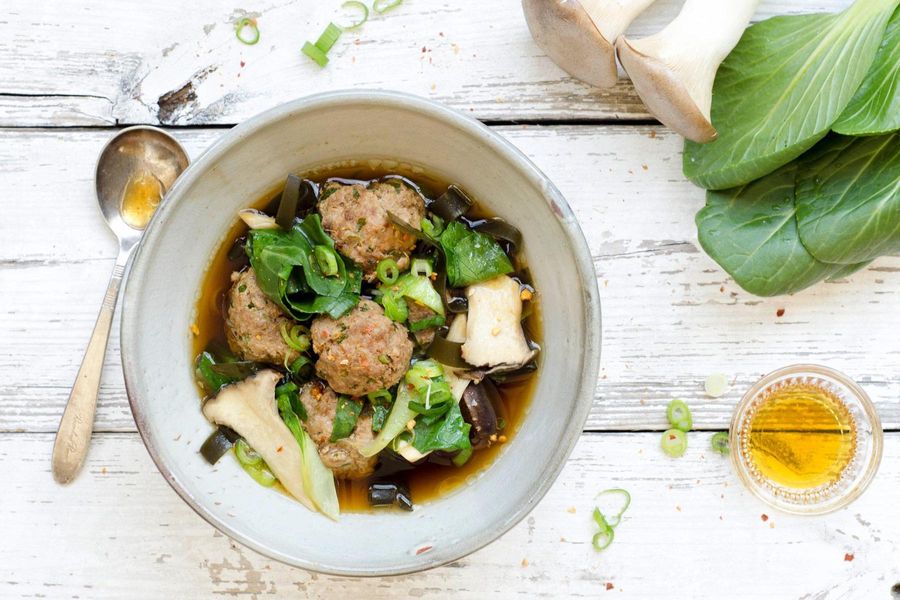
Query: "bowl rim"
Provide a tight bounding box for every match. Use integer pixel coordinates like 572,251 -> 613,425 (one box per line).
121,90 -> 602,576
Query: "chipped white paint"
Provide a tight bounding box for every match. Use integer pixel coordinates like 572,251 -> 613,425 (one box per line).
3,433 -> 899,598
0,0 -> 854,126
2,0 -> 899,596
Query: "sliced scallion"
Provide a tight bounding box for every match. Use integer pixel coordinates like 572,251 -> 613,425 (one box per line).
704,373 -> 731,398
592,508 -> 615,551
314,245 -> 339,277
280,323 -> 311,353
666,399 -> 692,432
377,258 -> 400,284
302,41 -> 329,67
315,22 -> 342,53
234,438 -> 263,468
596,488 -> 631,528
373,0 -> 403,14
340,0 -> 369,30
411,258 -> 433,278
235,18 -> 260,45
382,291 -> 408,322
711,431 -> 730,456
661,428 -> 688,458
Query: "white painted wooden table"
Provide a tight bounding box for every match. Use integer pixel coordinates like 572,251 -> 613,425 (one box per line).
2,1 -> 898,598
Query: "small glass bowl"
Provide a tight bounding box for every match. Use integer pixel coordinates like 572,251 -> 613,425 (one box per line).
730,364 -> 883,515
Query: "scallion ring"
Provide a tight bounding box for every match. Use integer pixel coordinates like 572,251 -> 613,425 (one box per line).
381,291 -> 408,322
302,41 -> 329,67
315,22 -> 342,53
666,399 -> 692,432
234,439 -> 263,469
711,431 -> 730,456
367,389 -> 393,405
373,0 -> 403,14
280,323 -> 311,352
592,508 -> 615,551
410,258 -> 433,278
596,488 -> 631,528
314,245 -> 339,276
377,258 -> 400,284
235,18 -> 260,45
340,1 -> 369,30
661,428 -> 688,458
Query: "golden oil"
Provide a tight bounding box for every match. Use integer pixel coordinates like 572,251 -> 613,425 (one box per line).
121,170 -> 162,229
743,381 -> 857,490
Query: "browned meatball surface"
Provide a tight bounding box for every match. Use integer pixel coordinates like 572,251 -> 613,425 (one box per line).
301,381 -> 377,479
225,268 -> 295,365
407,301 -> 439,347
318,180 -> 425,281
310,299 -> 413,396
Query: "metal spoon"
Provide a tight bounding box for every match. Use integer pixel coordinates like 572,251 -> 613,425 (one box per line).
51,126 -> 189,484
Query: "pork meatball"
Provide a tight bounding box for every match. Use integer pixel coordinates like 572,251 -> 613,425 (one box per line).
225,268 -> 295,365
318,180 -> 426,281
310,299 -> 413,396
301,381 -> 377,479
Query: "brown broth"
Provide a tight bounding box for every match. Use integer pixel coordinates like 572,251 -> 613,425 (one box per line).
191,166 -> 542,512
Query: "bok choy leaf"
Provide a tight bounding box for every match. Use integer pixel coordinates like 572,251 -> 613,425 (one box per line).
246,214 -> 360,320
440,220 -> 513,287
832,6 -> 900,136
683,0 -> 897,190
277,394 -> 339,520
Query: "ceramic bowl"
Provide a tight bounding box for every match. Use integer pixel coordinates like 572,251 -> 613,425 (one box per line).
121,91 -> 601,576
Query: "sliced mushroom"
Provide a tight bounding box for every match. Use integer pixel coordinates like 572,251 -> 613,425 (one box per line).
461,275 -> 536,371
522,0 -> 659,88
460,381 -> 500,449
616,0 -> 760,142
201,370 -> 315,511
238,208 -> 279,230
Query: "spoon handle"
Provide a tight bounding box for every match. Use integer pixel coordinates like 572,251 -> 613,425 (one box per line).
52,247 -> 132,484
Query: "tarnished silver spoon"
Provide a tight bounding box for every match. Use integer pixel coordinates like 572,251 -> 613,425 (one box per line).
51,126 -> 189,484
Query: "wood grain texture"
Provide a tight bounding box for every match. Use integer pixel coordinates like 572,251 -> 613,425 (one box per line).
1,127 -> 897,433
0,0 -> 853,126
3,431 -> 898,599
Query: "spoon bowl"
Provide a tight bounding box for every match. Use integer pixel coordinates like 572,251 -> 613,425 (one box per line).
51,126 -> 188,484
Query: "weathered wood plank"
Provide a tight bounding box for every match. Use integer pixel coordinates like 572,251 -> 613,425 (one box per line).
2,431 -> 898,599
1,127 -> 897,433
0,0 -> 854,126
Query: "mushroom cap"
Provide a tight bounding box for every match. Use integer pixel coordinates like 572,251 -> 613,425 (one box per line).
615,36 -> 718,143
522,0 -> 618,89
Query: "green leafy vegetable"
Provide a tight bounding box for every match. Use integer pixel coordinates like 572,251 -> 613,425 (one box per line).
247,214 -> 360,319
392,273 -> 445,316
330,397 -> 362,441
696,164 -> 847,296
832,6 -> 900,136
440,220 -> 513,287
360,384 -> 417,457
277,394 -> 339,520
795,133 -> 900,264
276,381 -> 308,422
195,351 -> 255,394
683,0 -> 896,190
367,390 -> 393,433
411,402 -> 472,455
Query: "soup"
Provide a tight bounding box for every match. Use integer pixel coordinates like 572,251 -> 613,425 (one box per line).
192,166 -> 541,517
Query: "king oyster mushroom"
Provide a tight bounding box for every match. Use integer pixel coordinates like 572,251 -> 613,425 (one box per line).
461,275 -> 536,372
201,370 -> 316,512
616,0 -> 761,142
522,0 -> 660,88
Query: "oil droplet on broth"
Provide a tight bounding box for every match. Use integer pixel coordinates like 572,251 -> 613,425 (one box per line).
747,382 -> 856,490
121,170 -> 163,229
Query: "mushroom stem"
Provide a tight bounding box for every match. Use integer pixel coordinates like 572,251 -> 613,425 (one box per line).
522,0 -> 658,88
616,0 -> 760,142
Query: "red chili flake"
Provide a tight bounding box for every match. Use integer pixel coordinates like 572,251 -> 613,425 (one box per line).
415,545 -> 432,555
240,60 -> 246,68
605,583 -> 615,591
776,308 -> 785,317
844,553 -> 854,562
277,446 -> 284,453
421,46 -> 427,53
761,514 -> 769,522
